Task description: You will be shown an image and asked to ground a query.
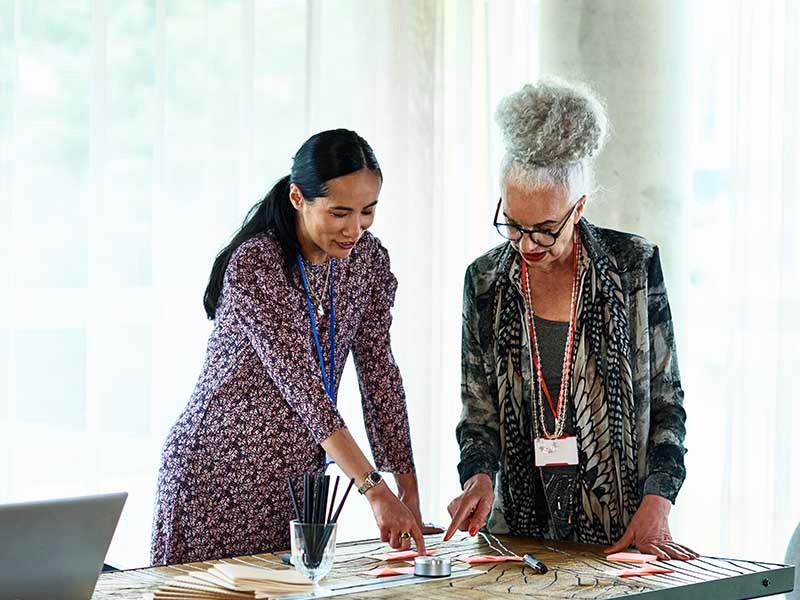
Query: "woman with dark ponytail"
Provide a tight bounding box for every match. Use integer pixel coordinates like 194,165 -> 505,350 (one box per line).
150,129 -> 436,565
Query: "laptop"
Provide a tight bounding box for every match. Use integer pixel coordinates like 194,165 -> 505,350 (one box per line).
0,491 -> 127,600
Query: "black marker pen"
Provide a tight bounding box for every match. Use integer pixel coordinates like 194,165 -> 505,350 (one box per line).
523,553 -> 548,574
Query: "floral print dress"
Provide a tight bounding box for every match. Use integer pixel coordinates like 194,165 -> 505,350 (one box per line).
150,232 -> 415,565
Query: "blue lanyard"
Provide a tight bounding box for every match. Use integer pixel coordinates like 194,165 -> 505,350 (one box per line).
296,254 -> 336,400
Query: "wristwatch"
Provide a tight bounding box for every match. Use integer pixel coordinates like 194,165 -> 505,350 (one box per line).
357,471 -> 383,495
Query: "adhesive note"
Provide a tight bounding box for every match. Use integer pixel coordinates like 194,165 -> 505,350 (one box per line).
454,554 -> 524,564
370,549 -> 437,561
363,566 -> 417,577
616,565 -> 675,577
606,552 -> 658,563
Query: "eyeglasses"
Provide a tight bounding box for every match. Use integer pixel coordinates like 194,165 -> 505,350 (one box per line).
493,197 -> 578,248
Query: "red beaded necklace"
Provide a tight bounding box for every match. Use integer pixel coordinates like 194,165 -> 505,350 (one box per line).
520,235 -> 582,439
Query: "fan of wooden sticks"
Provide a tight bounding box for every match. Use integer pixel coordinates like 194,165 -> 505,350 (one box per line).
142,563 -> 314,599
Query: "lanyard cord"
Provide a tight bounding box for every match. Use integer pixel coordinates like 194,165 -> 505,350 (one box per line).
296,255 -> 336,399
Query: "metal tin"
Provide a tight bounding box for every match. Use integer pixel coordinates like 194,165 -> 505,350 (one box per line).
414,556 -> 452,578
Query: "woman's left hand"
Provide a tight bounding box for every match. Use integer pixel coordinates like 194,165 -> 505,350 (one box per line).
604,494 -> 699,561
396,473 -> 444,535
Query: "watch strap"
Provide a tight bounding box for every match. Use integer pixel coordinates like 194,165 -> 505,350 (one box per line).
357,471 -> 382,495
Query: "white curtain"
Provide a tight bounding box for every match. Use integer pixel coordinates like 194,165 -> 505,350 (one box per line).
1,0 -> 315,568
676,0 -> 800,563
7,0 -> 796,572
264,0 -> 541,560
0,0 -> 539,567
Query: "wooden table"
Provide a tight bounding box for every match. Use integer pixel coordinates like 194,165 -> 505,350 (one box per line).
92,534 -> 794,599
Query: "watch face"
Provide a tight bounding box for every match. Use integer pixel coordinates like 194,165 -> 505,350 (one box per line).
369,472 -> 382,484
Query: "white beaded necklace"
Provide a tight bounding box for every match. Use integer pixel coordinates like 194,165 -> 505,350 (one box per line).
521,237 -> 582,440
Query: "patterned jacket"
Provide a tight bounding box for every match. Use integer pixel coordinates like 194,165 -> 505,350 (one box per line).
456,219 -> 687,538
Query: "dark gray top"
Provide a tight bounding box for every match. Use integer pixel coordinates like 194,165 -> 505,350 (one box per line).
532,314 -> 577,540
532,314 -> 572,435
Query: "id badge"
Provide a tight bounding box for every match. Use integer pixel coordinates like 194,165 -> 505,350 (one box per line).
534,436 -> 579,467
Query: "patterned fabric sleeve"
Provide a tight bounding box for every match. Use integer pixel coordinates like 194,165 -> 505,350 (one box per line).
351,240 -> 415,474
456,264 -> 502,489
225,239 -> 346,444
642,247 -> 688,503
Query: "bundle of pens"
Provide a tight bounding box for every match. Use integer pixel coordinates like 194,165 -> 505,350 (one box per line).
288,474 -> 354,569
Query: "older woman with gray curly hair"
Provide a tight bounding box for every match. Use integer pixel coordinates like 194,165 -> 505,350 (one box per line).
444,79 -> 697,561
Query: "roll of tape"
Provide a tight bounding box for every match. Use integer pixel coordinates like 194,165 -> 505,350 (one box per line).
414,556 -> 452,578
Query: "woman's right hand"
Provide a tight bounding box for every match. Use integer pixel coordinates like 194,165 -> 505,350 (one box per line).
366,483 -> 426,554
443,473 -> 494,541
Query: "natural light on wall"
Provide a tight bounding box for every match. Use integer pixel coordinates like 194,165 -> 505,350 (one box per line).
0,0 -> 539,567
680,0 -> 800,564
1,0 -> 798,571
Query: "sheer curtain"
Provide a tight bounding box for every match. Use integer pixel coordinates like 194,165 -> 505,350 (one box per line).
1,0 -> 313,568
0,0 -> 539,567
678,0 -> 800,563
12,0 -> 798,573
250,0 -> 541,559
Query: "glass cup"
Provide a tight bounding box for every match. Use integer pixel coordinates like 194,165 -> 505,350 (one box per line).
290,520 -> 337,584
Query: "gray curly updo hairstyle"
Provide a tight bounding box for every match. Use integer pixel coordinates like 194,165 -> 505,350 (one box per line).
496,78 -> 608,198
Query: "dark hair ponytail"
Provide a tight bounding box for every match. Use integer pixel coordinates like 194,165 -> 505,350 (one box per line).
203,175 -> 293,318
203,129 -> 382,319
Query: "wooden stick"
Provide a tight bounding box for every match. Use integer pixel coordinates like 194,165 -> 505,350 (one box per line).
314,478 -> 353,561
303,474 -> 312,523
319,475 -> 330,523
287,478 -> 300,522
330,479 -> 354,524
311,474 -> 329,564
314,474 -> 324,524
327,476 -> 340,524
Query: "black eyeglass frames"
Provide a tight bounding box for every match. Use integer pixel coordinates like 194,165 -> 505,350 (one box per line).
492,197 -> 578,248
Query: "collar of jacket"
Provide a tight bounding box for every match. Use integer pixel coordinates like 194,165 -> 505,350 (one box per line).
497,218 -> 612,293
